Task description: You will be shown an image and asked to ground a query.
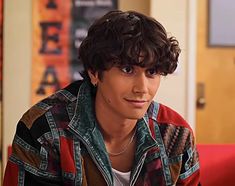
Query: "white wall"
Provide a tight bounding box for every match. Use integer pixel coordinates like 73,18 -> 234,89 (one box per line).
151,0 -> 187,117
150,0 -> 197,128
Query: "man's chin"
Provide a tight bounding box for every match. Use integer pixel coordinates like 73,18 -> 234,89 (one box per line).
125,112 -> 146,120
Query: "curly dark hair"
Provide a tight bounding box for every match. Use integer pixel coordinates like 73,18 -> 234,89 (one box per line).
79,10 -> 180,79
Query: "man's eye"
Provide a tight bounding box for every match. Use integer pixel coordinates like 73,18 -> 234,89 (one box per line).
146,68 -> 158,76
121,66 -> 134,74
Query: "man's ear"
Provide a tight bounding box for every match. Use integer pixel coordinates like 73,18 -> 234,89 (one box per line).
88,70 -> 99,86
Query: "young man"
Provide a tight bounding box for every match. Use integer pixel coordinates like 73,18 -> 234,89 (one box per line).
4,10 -> 200,185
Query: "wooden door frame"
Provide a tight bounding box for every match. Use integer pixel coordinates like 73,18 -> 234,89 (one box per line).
186,0 -> 197,130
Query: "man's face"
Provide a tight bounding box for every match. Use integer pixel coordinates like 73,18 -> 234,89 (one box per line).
92,65 -> 161,120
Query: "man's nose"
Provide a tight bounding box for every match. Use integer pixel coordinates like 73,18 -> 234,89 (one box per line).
132,73 -> 148,94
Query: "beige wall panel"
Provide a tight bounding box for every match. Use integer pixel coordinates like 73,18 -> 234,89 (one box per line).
119,0 -> 150,15
3,0 -> 32,170
151,0 -> 188,119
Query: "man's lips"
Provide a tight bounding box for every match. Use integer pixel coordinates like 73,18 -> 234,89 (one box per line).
124,98 -> 148,107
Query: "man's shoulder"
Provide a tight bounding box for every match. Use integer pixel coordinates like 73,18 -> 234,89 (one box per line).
19,80 -> 83,131
148,102 -> 195,157
11,81 -> 84,161
41,80 -> 83,108
148,102 -> 192,131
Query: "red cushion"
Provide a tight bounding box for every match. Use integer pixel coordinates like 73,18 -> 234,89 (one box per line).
197,144 -> 235,186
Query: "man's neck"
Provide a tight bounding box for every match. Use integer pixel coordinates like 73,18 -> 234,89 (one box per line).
97,112 -> 137,142
95,98 -> 137,142
94,93 -> 138,172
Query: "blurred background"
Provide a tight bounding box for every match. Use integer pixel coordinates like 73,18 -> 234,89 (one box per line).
0,0 -> 235,184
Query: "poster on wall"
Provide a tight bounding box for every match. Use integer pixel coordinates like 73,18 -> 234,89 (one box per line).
32,0 -> 117,104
